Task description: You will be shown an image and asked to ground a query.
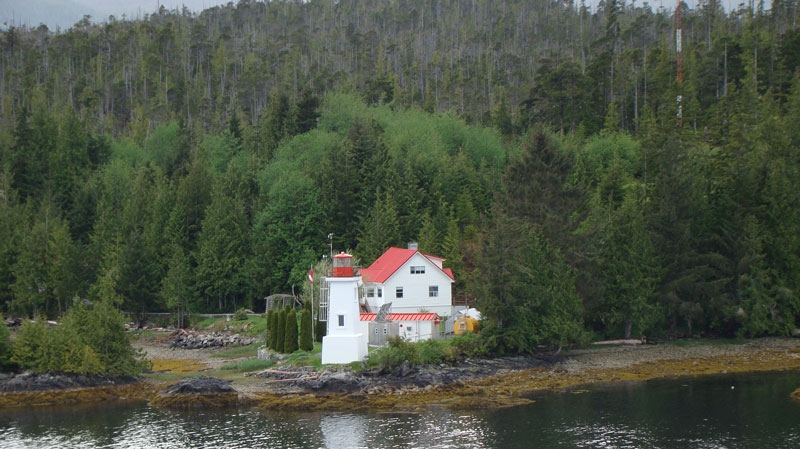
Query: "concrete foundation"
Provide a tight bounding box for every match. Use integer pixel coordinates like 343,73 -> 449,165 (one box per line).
321,333 -> 368,365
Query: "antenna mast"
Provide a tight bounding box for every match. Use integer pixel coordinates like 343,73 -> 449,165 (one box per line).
676,0 -> 683,127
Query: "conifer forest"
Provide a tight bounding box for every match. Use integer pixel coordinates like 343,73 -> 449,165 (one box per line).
2,0 -> 800,353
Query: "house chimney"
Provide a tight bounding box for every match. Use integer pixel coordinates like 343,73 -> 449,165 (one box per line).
408,242 -> 418,250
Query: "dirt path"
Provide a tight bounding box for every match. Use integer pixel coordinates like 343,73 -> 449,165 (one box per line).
560,337 -> 800,373
133,340 -> 224,368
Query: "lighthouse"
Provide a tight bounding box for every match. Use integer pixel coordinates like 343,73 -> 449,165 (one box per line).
321,252 -> 368,364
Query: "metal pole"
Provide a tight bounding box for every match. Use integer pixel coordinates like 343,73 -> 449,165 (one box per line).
676,0 -> 683,127
310,264 -> 315,343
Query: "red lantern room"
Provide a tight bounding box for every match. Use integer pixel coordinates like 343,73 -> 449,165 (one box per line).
332,252 -> 354,277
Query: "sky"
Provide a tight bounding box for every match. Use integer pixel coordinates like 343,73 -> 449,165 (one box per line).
2,0 -> 744,31
1,0 -> 231,30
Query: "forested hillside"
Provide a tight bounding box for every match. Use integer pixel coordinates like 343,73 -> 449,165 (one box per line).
1,0 -> 800,353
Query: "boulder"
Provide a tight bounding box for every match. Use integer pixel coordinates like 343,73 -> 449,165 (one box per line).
152,377 -> 239,408
162,377 -> 235,395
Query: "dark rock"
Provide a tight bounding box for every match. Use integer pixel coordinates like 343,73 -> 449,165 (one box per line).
152,377 -> 239,409
390,360 -> 417,378
0,373 -> 137,392
162,377 -> 235,395
264,354 -> 562,396
308,371 -> 363,394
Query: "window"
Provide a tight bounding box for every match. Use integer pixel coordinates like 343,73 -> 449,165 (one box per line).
410,265 -> 425,274
367,288 -> 375,298
429,286 -> 439,297
337,315 -> 345,327
396,287 -> 404,298
377,288 -> 383,298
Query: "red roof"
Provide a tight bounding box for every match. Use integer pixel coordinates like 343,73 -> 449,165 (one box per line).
360,312 -> 440,322
359,247 -> 456,283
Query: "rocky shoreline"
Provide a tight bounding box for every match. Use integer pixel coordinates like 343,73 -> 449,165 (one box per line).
3,337 -> 800,411
0,372 -> 139,392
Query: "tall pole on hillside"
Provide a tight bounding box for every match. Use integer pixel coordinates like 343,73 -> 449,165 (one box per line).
310,264 -> 314,343
676,0 -> 683,127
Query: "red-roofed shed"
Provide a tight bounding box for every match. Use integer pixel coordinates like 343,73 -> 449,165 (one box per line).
359,312 -> 442,342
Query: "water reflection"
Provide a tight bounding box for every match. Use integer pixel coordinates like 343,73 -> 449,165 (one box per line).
321,413 -> 367,448
319,409 -> 495,449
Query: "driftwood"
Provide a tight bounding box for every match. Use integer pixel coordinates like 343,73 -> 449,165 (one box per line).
245,368 -> 305,377
592,339 -> 645,346
261,375 -> 321,383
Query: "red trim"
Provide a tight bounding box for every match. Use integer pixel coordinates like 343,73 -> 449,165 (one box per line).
360,312 -> 440,322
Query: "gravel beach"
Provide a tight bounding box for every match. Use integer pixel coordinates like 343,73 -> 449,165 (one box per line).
133,335 -> 800,408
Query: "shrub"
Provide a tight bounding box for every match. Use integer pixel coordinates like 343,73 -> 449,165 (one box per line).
68,301 -> 148,376
372,337 -> 420,371
448,332 -> 489,359
233,308 -> 249,321
54,323 -> 103,375
11,302 -> 148,376
284,309 -> 299,353
417,339 -> 451,365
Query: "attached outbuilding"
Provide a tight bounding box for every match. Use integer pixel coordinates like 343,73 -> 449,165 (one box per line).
360,312 -> 441,343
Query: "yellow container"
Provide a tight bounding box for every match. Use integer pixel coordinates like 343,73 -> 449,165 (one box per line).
454,316 -> 480,334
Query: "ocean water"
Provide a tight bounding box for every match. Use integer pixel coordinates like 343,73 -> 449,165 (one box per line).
1,370 -> 799,448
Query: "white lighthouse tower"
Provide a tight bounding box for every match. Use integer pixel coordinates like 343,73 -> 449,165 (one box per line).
321,252 -> 368,364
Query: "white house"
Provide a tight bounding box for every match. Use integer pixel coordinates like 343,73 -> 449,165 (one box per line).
359,246 -> 455,316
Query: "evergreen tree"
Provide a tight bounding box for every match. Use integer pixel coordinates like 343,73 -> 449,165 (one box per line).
10,199 -> 77,318
10,318 -> 48,371
275,308 -> 286,353
195,178 -> 249,312
266,309 -> 276,350
0,168 -> 21,310
580,185 -> 661,339
474,212 -> 584,354
284,308 -> 299,353
0,320 -> 14,371
299,302 -> 313,351
160,244 -> 192,329
315,318 -> 327,343
356,188 -> 401,263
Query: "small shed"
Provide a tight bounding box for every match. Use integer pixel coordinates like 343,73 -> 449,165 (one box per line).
367,320 -> 400,346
